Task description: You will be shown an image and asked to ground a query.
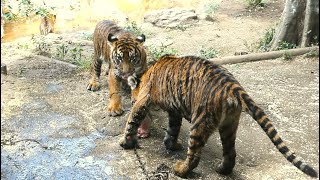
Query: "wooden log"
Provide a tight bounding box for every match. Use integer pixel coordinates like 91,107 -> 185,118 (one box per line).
209,46 -> 319,65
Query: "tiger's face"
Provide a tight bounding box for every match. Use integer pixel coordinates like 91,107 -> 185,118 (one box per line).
108,33 -> 146,79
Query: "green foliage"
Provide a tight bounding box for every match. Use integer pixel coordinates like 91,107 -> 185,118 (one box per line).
75,56 -> 92,70
245,0 -> 266,7
148,44 -> 178,62
173,24 -> 188,31
124,21 -> 144,36
282,51 -> 293,61
81,32 -> 93,41
31,35 -> 51,55
2,1 -> 56,22
70,45 -> 84,62
277,41 -> 296,50
304,49 -> 319,58
197,46 -> 219,59
35,6 -> 55,18
55,43 -> 69,61
205,0 -> 221,15
3,6 -> 18,21
54,43 -> 91,70
259,27 -> 275,51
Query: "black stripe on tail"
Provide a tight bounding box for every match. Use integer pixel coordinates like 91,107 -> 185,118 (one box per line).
236,88 -> 318,178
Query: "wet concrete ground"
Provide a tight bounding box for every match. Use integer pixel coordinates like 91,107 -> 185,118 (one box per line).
1,53 -> 319,180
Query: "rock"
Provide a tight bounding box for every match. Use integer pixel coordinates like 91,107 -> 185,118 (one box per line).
143,8 -> 198,28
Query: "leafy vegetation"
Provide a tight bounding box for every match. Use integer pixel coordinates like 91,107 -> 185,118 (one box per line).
277,41 -> 296,50
258,27 -> 275,51
197,46 -> 219,59
124,21 -> 145,36
204,0 -> 221,15
282,51 -> 293,61
245,0 -> 266,7
31,35 -> 51,56
147,44 -> 178,62
2,0 -> 56,22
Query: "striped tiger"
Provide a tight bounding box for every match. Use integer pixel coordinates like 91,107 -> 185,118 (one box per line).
120,55 -> 318,178
39,14 -> 56,35
87,20 -> 147,117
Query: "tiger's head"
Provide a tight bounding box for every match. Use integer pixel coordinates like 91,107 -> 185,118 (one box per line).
107,32 -> 146,80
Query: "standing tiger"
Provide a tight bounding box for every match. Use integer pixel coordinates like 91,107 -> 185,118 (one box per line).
120,55 -> 318,178
87,20 -> 148,117
39,14 -> 56,35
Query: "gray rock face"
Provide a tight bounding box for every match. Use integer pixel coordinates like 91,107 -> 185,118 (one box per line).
143,8 -> 198,28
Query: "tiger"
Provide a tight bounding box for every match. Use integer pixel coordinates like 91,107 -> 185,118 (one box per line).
87,20 -> 148,117
39,14 -> 56,35
119,55 -> 318,178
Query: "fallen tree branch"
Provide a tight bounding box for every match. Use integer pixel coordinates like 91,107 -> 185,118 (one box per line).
209,46 -> 319,65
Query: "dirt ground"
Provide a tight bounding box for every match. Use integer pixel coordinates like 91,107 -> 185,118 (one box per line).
1,0 -> 319,179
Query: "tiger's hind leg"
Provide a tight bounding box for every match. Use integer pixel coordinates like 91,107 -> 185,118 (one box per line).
174,118 -> 214,177
163,111 -> 183,150
216,108 -> 241,175
87,54 -> 103,91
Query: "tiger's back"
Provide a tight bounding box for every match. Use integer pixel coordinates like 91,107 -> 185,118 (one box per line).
121,55 -> 318,178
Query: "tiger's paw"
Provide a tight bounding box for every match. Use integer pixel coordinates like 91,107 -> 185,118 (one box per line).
107,105 -> 124,116
87,81 -> 100,91
164,138 -> 182,151
119,135 -> 138,149
215,164 -> 233,175
174,160 -> 189,178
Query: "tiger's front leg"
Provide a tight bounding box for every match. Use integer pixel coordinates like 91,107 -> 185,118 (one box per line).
119,92 -> 150,149
107,69 -> 123,116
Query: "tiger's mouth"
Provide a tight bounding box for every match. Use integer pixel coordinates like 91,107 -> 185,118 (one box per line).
113,69 -> 136,80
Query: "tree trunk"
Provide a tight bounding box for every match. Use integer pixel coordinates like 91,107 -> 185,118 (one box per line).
270,0 -> 319,50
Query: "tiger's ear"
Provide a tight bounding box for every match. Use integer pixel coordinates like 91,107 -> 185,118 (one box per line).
108,33 -> 118,43
136,34 -> 145,43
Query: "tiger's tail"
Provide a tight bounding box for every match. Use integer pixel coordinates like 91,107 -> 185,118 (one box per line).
234,86 -> 318,178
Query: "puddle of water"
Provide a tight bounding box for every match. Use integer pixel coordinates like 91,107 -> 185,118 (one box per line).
1,100 -> 121,179
46,83 -> 64,93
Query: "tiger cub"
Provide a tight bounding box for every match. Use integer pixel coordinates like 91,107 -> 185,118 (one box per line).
87,20 -> 148,117
39,14 -> 56,35
120,55 -> 318,178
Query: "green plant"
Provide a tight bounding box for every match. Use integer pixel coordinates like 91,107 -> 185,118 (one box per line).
124,21 -> 144,36
282,51 -> 293,61
174,24 -> 188,31
205,0 -> 221,15
31,35 -> 51,55
55,43 -> 69,60
277,41 -> 296,50
2,7 -> 18,21
259,27 -> 275,51
75,56 -> 92,71
70,45 -> 84,63
197,46 -> 219,59
35,6 -> 55,18
17,42 -> 31,50
2,1 -> 56,22
81,32 -> 93,41
304,49 -> 319,58
148,44 -> 178,62
245,0 -> 266,7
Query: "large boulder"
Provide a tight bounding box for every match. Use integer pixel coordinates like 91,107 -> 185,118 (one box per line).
143,8 -> 198,28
